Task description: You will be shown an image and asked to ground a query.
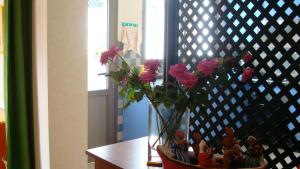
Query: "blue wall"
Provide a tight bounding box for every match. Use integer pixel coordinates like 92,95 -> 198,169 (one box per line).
123,96 -> 149,141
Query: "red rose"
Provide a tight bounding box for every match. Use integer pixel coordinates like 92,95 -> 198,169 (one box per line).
144,60 -> 161,72
99,45 -> 122,65
241,67 -> 254,82
196,58 -> 219,76
243,52 -> 253,63
100,51 -> 110,65
176,72 -> 198,89
139,71 -> 157,83
169,64 -> 188,78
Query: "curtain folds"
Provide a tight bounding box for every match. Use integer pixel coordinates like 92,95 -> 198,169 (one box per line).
4,0 -> 35,169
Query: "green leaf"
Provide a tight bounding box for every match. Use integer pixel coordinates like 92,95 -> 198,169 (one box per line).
144,83 -> 151,90
194,92 -> 208,104
132,67 -> 140,75
216,69 -> 228,85
122,61 -> 128,69
162,97 -> 173,108
119,87 -> 127,97
111,69 -> 127,82
128,71 -> 141,88
127,88 -> 135,101
134,91 -> 144,102
188,103 -> 197,113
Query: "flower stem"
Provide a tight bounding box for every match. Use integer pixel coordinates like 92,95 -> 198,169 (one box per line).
145,94 -> 166,125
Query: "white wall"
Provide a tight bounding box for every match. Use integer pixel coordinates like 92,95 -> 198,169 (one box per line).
33,0 -> 88,169
32,0 -> 49,168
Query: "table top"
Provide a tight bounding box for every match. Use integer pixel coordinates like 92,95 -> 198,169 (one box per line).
86,137 -> 162,169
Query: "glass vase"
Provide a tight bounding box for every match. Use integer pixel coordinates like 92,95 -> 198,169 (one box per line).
147,102 -> 190,163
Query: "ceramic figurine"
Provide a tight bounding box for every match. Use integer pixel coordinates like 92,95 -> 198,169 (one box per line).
245,136 -> 264,168
198,146 -> 213,167
223,127 -> 238,147
191,132 -> 221,168
199,137 -> 208,154
192,132 -> 202,156
192,132 -> 210,166
175,131 -> 189,151
172,131 -> 190,163
222,127 -> 244,168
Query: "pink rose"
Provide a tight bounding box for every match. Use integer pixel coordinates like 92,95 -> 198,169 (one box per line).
144,60 -> 161,72
169,64 -> 188,78
241,67 -> 254,82
100,51 -> 110,65
196,58 -> 219,76
139,71 -> 157,83
108,45 -> 122,58
100,45 -> 122,65
168,63 -> 198,89
243,52 -> 253,63
176,72 -> 198,89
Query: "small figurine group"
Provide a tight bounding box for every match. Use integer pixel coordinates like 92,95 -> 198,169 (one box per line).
172,127 -> 264,168
222,127 -> 264,168
172,130 -> 220,166
222,127 -> 244,168
244,135 -> 264,168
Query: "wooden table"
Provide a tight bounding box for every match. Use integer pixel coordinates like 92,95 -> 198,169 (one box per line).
86,137 -> 162,169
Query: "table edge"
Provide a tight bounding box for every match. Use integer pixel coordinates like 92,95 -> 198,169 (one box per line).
86,150 -> 123,169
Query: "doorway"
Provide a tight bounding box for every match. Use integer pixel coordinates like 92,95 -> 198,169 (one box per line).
87,0 -> 109,150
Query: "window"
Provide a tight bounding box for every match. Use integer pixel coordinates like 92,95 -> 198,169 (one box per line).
144,0 -> 165,60
88,0 -> 108,91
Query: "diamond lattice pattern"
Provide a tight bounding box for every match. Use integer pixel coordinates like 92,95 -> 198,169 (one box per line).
177,0 -> 300,168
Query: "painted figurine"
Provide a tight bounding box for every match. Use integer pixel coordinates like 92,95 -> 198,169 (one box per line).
222,127 -> 244,168
198,146 -> 215,168
172,131 -> 190,163
192,132 -> 221,168
244,136 -> 264,167
192,132 -> 203,156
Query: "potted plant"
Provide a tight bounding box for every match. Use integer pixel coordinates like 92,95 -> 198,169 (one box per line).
99,45 -> 266,168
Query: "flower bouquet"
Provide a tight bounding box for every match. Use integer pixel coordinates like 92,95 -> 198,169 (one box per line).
99,45 -> 258,168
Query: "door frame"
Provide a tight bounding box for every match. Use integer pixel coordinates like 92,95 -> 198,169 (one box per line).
107,0 -> 118,144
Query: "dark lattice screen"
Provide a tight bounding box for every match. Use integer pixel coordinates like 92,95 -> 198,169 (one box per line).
175,0 -> 300,168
